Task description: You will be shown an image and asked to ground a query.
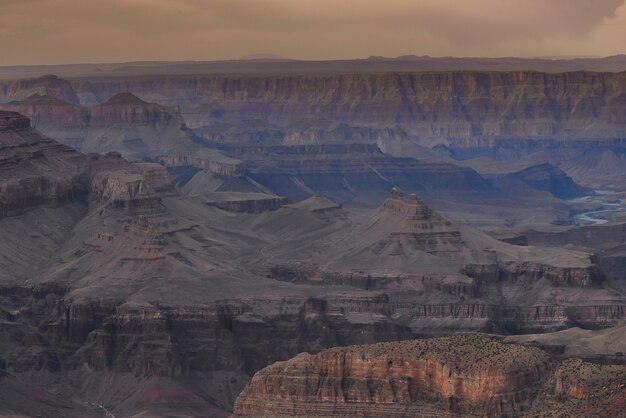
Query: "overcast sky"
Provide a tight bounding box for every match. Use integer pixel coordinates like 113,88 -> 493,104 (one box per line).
1,0 -> 625,65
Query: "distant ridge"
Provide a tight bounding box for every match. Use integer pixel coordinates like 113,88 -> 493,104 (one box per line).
1,55 -> 625,80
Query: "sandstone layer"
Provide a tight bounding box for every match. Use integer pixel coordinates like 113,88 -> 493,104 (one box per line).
232,334 -> 625,417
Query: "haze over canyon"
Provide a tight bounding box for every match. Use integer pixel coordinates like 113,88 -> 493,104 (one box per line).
0,1 -> 626,415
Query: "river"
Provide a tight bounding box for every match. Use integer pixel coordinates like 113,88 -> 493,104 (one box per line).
570,192 -> 626,225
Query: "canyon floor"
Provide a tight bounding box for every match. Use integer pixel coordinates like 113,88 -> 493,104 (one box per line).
0,58 -> 625,417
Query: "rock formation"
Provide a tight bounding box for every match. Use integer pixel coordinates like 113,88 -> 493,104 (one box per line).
0,74 -> 79,104
232,334 -> 625,417
0,110 -> 89,219
37,71 -> 624,144
0,94 -> 87,129
202,192 -> 289,213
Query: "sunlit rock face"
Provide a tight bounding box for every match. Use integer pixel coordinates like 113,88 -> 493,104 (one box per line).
233,334 -> 626,418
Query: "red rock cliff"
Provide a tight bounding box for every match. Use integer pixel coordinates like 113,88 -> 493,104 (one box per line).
233,334 -> 551,417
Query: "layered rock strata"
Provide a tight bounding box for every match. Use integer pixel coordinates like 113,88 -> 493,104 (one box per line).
232,335 -> 543,417
0,111 -> 89,218
232,334 -> 625,417
40,71 -> 625,143
202,192 -> 289,213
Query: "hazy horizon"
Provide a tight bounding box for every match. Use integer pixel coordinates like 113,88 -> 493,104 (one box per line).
2,53 -> 626,69
1,0 -> 625,66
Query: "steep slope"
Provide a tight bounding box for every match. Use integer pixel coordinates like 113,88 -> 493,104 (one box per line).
233,334 -> 625,418
0,111 -> 90,282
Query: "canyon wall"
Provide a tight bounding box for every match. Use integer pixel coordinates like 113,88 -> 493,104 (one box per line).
232,334 -> 625,418
54,71 -> 625,142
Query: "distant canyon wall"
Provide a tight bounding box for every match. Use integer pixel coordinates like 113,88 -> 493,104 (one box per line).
11,71 -> 617,142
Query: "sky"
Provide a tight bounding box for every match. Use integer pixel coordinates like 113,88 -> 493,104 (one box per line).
0,0 -> 625,65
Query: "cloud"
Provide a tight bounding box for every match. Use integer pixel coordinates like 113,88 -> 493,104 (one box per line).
0,0 -> 624,65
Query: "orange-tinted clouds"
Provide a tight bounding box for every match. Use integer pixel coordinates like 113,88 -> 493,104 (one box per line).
0,0 -> 624,65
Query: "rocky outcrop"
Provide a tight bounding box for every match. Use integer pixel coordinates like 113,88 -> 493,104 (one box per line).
0,111 -> 89,218
89,154 -> 172,214
233,335 -> 626,417
0,110 -> 30,132
232,334 -> 552,417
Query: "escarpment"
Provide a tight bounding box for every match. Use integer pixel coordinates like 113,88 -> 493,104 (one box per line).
5,72 -> 623,145
51,71 -> 625,142
232,334 -> 625,418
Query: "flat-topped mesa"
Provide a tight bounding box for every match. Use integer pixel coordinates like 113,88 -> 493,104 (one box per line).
233,334 -> 551,417
89,92 -> 184,128
203,192 -> 289,213
382,187 -> 453,232
87,153 -> 174,214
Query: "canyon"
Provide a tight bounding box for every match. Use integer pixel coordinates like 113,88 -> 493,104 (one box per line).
0,56 -> 625,417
